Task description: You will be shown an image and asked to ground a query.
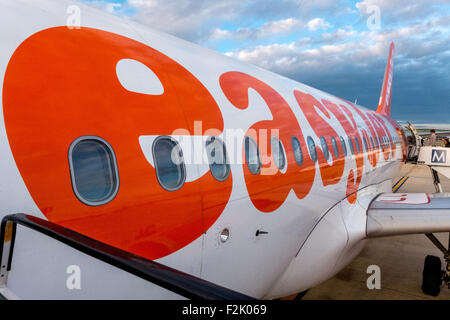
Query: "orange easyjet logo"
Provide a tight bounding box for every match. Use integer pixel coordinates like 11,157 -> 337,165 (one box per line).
3,27 -> 232,260
3,27 -> 404,260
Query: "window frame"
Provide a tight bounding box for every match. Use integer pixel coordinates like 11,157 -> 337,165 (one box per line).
152,135 -> 186,192
68,135 -> 120,206
307,136 -> 318,162
354,136 -> 361,154
206,136 -> 230,182
291,136 -> 304,166
271,136 -> 287,171
244,136 -> 262,175
362,135 -> 369,153
348,136 -> 355,155
340,136 -> 347,157
331,136 -> 339,158
320,136 -> 330,160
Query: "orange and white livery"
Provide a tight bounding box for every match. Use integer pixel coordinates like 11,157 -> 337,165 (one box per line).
0,0 -> 449,299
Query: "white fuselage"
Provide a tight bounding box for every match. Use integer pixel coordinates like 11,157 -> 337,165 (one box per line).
0,0 -> 405,299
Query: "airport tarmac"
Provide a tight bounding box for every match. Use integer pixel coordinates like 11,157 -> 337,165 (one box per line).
301,163 -> 450,300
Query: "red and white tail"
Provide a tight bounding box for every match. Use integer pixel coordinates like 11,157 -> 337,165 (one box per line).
376,42 -> 395,117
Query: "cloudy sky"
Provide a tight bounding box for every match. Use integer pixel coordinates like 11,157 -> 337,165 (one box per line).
83,0 -> 450,125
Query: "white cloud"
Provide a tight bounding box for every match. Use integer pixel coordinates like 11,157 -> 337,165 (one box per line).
84,1 -> 122,14
126,0 -> 245,40
322,28 -> 356,42
210,28 -> 232,40
82,0 -> 450,121
213,18 -> 304,41
306,18 -> 332,31
225,13 -> 450,78
355,0 -> 450,23
258,18 -> 303,37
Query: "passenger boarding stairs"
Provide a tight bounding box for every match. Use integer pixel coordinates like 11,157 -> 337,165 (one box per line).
0,214 -> 253,300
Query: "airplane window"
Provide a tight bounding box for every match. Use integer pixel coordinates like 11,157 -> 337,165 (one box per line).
340,136 -> 347,156
271,136 -> 286,170
291,137 -> 303,166
354,137 -> 361,154
245,136 -> 261,175
69,136 -> 119,206
206,136 -> 230,182
362,136 -> 368,152
331,136 -> 339,158
348,136 -> 355,155
320,136 -> 329,160
307,136 -> 317,162
153,136 -> 186,191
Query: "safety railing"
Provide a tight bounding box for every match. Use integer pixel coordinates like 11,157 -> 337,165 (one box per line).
0,214 -> 254,300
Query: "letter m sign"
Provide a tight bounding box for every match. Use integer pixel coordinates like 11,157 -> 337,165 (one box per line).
431,149 -> 447,164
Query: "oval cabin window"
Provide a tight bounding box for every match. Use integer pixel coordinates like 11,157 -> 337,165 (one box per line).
307,136 -> 317,162
354,137 -> 361,153
362,136 -> 369,152
291,137 -> 303,166
271,136 -> 286,170
348,136 -> 355,155
69,137 -> 119,206
153,137 -> 186,191
331,136 -> 339,158
340,136 -> 347,156
320,136 -> 329,160
244,136 -> 262,175
206,137 -> 230,181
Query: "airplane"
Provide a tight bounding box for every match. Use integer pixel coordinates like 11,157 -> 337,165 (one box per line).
0,0 -> 449,300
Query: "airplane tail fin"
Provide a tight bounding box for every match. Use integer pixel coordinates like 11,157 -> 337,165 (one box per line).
376,42 -> 395,117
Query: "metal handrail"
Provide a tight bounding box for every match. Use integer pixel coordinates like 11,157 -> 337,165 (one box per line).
0,214 -> 254,300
